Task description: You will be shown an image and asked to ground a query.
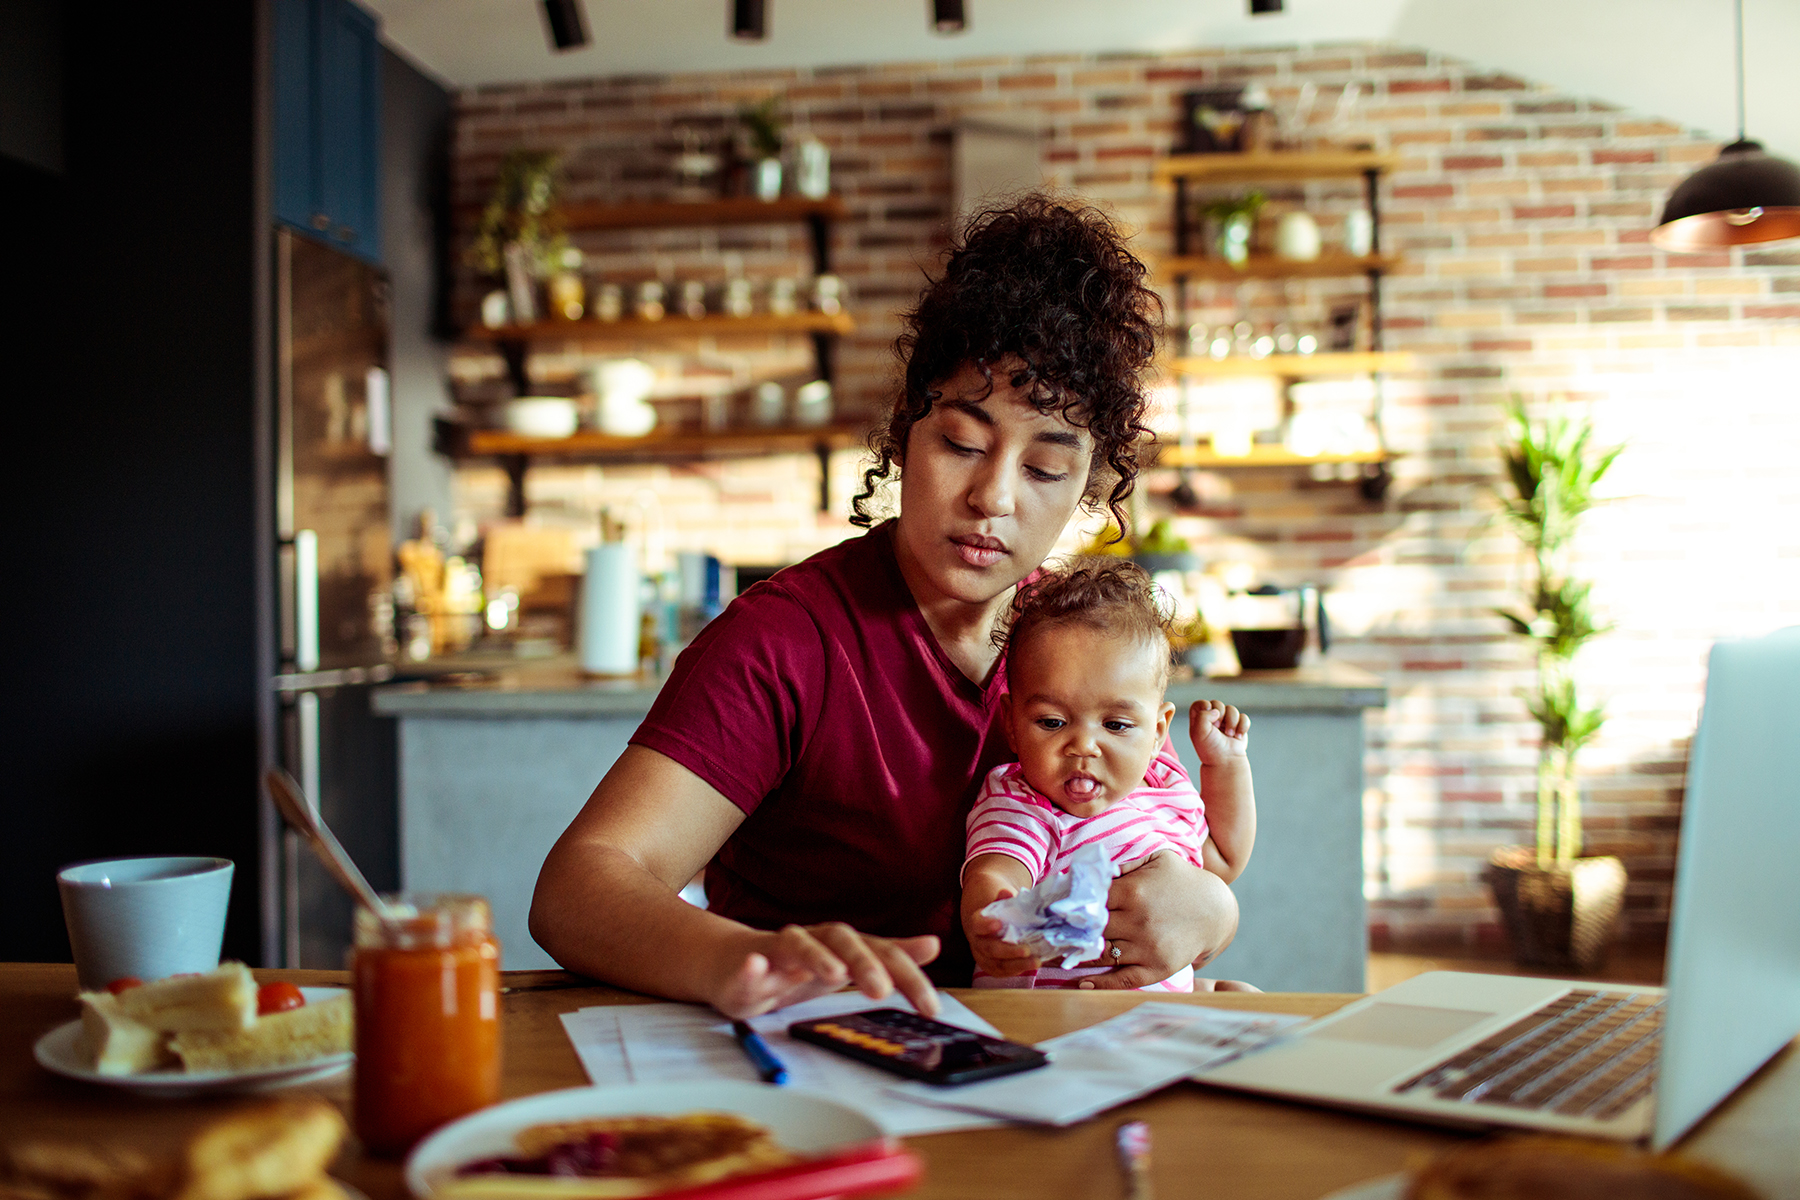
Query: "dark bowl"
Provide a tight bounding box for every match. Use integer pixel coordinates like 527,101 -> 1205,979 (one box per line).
1230,627 -> 1306,670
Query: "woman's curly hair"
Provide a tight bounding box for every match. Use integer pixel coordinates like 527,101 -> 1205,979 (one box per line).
998,557 -> 1176,686
850,195 -> 1163,533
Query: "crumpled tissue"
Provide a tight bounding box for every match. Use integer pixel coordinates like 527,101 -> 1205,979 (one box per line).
979,844 -> 1116,968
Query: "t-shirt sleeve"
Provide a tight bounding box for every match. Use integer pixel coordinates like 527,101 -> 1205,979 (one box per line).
962,769 -> 1054,882
629,584 -> 825,815
1143,743 -> 1208,866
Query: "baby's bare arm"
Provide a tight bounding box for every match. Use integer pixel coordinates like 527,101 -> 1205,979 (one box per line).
961,853 -> 1040,978
1189,701 -> 1256,883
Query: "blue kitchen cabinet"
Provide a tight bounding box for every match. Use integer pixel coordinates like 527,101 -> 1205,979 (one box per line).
273,0 -> 381,264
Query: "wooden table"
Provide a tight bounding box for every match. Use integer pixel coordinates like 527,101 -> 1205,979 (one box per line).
3,965 -> 1795,1200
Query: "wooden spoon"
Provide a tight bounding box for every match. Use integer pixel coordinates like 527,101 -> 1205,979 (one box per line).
264,767 -> 401,922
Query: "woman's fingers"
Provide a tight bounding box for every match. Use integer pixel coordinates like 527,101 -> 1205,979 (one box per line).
714,952 -> 829,1020
792,924 -> 944,1019
717,925 -> 943,1020
1195,977 -> 1262,993
873,935 -> 942,1017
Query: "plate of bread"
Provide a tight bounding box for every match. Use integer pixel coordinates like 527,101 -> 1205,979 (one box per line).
406,1081 -> 920,1200
34,962 -> 353,1096
2,1096 -> 358,1200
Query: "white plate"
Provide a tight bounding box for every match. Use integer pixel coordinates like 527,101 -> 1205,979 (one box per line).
406,1081 -> 883,1199
34,986 -> 353,1097
1319,1173 -> 1405,1200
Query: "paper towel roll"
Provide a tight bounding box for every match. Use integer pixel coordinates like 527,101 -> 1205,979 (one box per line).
579,543 -> 641,677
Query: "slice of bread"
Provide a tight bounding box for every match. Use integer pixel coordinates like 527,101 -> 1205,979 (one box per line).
76,992 -> 174,1076
116,964 -> 256,1034
168,993 -> 351,1073
172,1097 -> 345,1200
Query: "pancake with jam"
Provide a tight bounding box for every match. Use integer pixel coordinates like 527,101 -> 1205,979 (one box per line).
443,1113 -> 793,1198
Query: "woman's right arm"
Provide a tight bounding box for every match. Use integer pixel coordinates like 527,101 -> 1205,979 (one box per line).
530,745 -> 942,1019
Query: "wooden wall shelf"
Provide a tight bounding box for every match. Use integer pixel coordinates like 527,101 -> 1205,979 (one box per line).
452,422 -> 869,460
465,311 -> 855,347
454,196 -> 854,519
1166,351 -> 1416,379
1157,251 -> 1401,282
1154,151 -> 1402,185
436,417 -> 871,518
1152,444 -> 1392,469
557,195 -> 847,232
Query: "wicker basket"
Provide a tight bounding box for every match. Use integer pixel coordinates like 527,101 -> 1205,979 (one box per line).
1484,847 -> 1627,973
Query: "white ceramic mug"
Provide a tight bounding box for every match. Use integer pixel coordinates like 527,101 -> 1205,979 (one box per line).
57,857 -> 234,990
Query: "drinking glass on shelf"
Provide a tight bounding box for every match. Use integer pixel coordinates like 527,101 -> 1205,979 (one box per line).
634,280 -> 665,322
768,277 -> 798,317
724,277 -> 753,318
679,280 -> 707,320
594,283 -> 623,323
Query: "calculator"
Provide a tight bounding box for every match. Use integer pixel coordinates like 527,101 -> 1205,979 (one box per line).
787,1008 -> 1050,1086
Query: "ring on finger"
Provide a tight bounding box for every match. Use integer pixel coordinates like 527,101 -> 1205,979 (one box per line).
1110,943 -> 1123,960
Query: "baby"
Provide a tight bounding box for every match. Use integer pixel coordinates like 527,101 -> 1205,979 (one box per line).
961,558 -> 1254,991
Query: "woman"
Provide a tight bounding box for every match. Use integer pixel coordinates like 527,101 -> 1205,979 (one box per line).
531,196 -> 1240,1019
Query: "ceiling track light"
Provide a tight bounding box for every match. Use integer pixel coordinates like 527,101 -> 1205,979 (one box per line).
1249,0 -> 1284,13
932,0 -> 966,34
540,0 -> 589,51
732,0 -> 767,40
1651,0 -> 1800,250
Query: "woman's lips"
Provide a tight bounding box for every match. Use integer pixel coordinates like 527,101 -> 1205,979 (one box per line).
951,535 -> 1006,568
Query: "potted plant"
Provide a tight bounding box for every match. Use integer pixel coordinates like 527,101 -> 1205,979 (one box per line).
739,97 -> 785,201
1201,190 -> 1266,267
467,149 -> 571,325
1483,396 -> 1627,973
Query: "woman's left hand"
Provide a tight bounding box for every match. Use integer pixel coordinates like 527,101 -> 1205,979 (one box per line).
1079,852 -> 1240,991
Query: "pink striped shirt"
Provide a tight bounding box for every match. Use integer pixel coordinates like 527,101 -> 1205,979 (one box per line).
964,744 -> 1207,992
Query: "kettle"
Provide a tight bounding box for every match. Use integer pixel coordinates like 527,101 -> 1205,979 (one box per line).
1228,583 -> 1330,671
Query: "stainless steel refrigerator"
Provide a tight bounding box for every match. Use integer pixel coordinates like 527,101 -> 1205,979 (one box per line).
267,228 -> 398,968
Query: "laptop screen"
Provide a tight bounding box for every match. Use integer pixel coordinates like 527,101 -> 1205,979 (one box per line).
1654,626 -> 1800,1148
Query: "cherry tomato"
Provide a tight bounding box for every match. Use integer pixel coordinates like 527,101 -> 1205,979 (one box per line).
105,977 -> 143,994
256,981 -> 306,1015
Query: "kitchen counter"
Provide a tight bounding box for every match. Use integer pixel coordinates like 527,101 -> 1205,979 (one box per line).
374,655 -> 1385,989
371,655 -> 1386,717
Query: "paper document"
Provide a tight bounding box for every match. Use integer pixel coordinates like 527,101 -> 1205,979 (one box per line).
559,992 -> 1011,1136
884,1002 -> 1306,1126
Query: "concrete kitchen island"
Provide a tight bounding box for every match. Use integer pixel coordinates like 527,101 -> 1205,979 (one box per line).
373,659 -> 1386,990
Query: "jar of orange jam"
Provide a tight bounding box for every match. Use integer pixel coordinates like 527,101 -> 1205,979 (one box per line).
352,894 -> 501,1155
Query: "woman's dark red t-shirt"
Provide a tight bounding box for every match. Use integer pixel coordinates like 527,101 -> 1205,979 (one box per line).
629,523 -> 1010,985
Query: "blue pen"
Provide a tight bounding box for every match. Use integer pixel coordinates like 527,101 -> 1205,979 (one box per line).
731,1020 -> 789,1084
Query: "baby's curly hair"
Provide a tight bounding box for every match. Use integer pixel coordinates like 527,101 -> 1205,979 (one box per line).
999,558 -> 1176,689
849,195 -> 1163,533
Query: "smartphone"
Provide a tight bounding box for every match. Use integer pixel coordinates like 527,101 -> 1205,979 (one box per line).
787,1008 -> 1049,1086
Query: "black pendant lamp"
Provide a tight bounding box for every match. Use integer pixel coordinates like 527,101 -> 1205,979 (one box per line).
1651,0 -> 1800,251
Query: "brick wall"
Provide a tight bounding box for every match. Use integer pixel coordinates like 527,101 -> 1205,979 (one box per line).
446,43 -> 1800,954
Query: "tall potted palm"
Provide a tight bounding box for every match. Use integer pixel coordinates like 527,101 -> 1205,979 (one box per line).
1484,396 -> 1627,972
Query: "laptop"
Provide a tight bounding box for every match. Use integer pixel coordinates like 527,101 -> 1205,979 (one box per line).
1195,626 -> 1800,1147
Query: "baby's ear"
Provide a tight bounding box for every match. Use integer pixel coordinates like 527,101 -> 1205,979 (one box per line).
1155,701 -> 1176,742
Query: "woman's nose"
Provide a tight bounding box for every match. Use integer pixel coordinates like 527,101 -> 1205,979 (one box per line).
967,459 -> 1015,517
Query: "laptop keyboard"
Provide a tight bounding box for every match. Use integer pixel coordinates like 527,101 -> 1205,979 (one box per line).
1394,989 -> 1664,1119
